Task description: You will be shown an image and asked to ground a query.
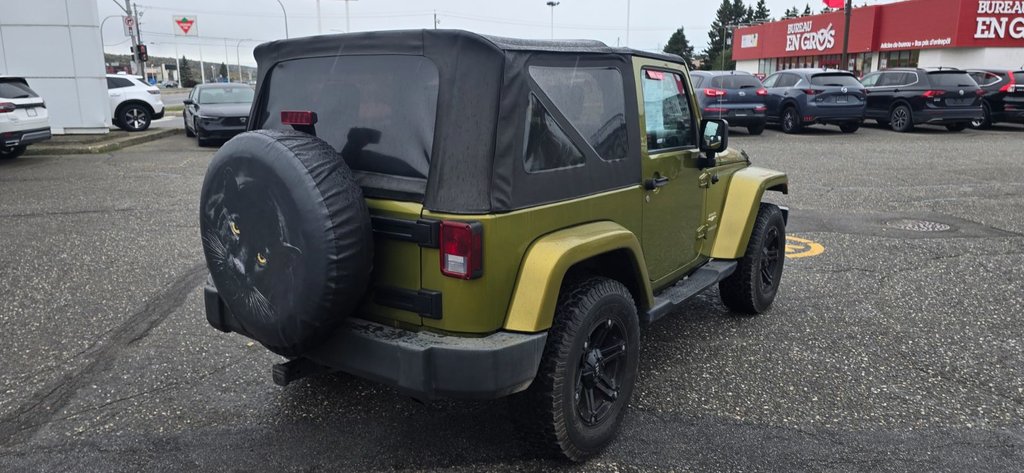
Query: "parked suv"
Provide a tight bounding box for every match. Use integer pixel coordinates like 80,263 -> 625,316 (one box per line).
106,74 -> 165,131
860,68 -> 983,132
761,68 -> 866,134
0,76 -> 51,159
690,70 -> 768,135
966,69 -> 1024,129
199,30 -> 789,462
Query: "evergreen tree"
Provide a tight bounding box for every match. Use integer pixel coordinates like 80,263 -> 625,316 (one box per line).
180,56 -> 196,88
784,7 -> 799,18
663,27 -> 695,68
218,62 -> 228,81
704,0 -> 748,70
752,0 -> 771,21
745,6 -> 755,23
802,4 -> 812,16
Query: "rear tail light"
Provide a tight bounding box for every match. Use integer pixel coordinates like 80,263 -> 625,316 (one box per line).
802,88 -> 824,95
922,90 -> 945,98
147,89 -> 161,95
280,110 -> 318,126
704,88 -> 727,97
754,105 -> 767,112
756,88 -> 768,96
0,102 -> 14,113
440,221 -> 482,279
999,70 -> 1017,92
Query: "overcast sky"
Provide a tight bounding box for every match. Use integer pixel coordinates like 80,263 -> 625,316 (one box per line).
97,0 -> 903,67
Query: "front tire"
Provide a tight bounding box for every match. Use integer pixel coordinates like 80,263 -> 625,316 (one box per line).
184,117 -> 195,137
0,145 -> 27,159
781,107 -> 802,134
511,276 -> 640,462
117,103 -> 152,132
889,104 -> 914,132
720,203 -> 786,314
970,102 -> 992,129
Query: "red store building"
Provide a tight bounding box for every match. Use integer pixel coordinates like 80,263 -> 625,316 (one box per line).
732,0 -> 1024,76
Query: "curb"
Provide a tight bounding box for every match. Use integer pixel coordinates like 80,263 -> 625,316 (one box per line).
25,128 -> 182,155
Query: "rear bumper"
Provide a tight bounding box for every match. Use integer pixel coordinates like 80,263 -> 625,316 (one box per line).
2,127 -> 51,148
915,107 -> 983,124
704,109 -> 766,127
204,282 -> 547,400
802,104 -> 865,124
991,109 -> 1024,123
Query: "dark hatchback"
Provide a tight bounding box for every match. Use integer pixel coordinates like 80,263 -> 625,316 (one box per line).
690,71 -> 768,135
966,69 -> 1024,129
184,84 -> 255,146
860,68 -> 984,132
761,68 -> 866,134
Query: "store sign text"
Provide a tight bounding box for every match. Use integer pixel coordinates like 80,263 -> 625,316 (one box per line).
785,21 -> 836,52
975,1 -> 1024,39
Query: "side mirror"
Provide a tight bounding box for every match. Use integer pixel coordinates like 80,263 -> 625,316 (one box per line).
699,118 -> 729,165
183,99 -> 194,105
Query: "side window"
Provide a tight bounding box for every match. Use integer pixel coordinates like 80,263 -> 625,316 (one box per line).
775,73 -> 797,88
761,74 -> 779,88
528,66 -> 629,162
640,69 -> 695,152
877,73 -> 900,87
523,94 -> 586,172
860,73 -> 880,87
901,72 -> 919,86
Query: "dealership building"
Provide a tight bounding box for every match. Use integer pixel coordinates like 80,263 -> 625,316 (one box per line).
733,0 -> 1024,76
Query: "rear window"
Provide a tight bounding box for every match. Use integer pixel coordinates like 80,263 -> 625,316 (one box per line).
691,75 -> 706,88
260,55 -> 439,181
810,73 -> 862,87
709,74 -> 763,89
928,72 -> 976,87
0,79 -> 38,99
199,87 -> 254,104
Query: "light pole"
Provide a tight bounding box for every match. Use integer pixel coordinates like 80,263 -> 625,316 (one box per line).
99,15 -> 121,51
546,1 -> 560,39
840,0 -> 852,71
625,0 -> 631,47
275,0 -> 290,38
236,39 -> 254,83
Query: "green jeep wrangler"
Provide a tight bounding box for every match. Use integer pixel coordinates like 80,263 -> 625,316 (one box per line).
200,30 -> 789,461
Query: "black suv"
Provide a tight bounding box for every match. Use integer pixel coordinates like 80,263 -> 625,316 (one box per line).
761,68 -> 866,134
860,68 -> 984,132
690,71 -> 768,135
966,69 -> 1024,129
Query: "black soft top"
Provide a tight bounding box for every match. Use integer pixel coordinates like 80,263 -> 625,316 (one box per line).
252,30 -> 678,213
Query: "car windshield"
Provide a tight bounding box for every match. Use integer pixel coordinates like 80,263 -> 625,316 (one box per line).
810,73 -> 861,87
709,74 -> 763,89
928,72 -> 976,87
199,87 -> 255,104
0,79 -> 38,99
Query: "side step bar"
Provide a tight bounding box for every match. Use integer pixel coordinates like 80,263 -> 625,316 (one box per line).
640,260 -> 738,324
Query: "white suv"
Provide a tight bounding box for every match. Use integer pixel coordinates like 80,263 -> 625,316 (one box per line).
106,74 -> 165,132
0,76 -> 51,159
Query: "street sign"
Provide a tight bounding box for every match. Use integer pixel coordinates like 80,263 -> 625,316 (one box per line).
173,15 -> 198,36
122,15 -> 135,37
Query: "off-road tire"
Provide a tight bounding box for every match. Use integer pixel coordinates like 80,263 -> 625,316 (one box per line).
945,122 -> 967,132
184,117 -> 196,137
747,124 -> 765,135
781,107 -> 802,134
0,145 -> 27,159
839,122 -> 860,133
970,102 -> 992,129
719,203 -> 786,314
510,276 -> 640,462
889,104 -> 914,133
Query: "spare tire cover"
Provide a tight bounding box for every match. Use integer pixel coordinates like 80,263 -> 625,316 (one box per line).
200,129 -> 373,356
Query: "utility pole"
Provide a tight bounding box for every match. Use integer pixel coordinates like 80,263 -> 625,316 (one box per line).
625,0 -> 631,47
223,38 -> 230,81
840,0 -> 852,71
546,1 -> 559,39
344,0 -> 358,33
433,10 -> 439,29
132,1 -> 145,79
317,0 -> 322,34
114,1 -> 142,75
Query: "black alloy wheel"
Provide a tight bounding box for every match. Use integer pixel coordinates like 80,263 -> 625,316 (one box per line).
720,203 -> 786,314
576,318 -> 628,427
758,224 -> 782,296
781,107 -> 801,134
889,104 -> 913,132
970,102 -> 992,129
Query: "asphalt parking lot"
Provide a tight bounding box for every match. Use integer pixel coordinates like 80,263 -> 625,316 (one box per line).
1,122 -> 1023,471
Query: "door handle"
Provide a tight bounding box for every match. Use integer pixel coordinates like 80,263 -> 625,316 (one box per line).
644,175 -> 669,190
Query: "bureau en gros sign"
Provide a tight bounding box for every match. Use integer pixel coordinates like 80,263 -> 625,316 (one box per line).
975,1 -> 1024,38
785,21 -> 836,52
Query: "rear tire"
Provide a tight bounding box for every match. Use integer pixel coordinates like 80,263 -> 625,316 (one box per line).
889,104 -> 914,132
0,145 -> 27,159
839,122 -> 860,133
970,102 -> 992,129
720,203 -> 786,315
747,124 -> 765,135
781,107 -> 802,134
945,122 -> 967,132
510,276 -> 640,462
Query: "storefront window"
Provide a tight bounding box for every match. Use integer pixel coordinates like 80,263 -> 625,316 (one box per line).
879,50 -> 920,69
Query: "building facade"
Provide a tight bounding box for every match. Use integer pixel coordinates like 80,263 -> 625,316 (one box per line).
0,0 -> 110,134
733,0 -> 1024,76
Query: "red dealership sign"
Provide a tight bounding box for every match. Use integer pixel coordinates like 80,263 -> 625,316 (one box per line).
734,0 -> 1024,61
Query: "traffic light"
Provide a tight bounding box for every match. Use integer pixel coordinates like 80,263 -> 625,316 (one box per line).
137,44 -> 148,62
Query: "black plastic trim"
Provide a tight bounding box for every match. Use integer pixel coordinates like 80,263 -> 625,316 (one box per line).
371,215 -> 440,248
374,286 -> 443,319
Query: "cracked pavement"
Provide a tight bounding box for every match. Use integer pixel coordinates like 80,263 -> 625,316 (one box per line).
1,123 -> 1023,471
